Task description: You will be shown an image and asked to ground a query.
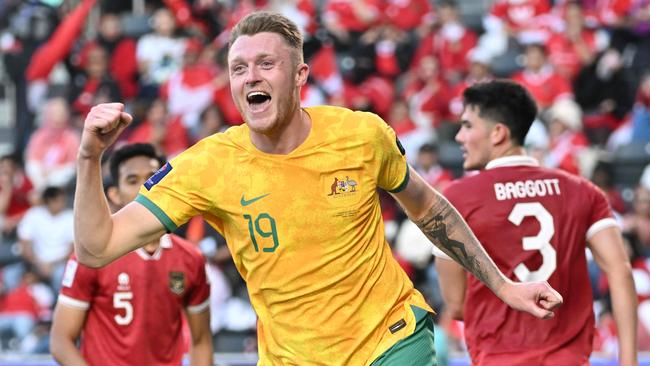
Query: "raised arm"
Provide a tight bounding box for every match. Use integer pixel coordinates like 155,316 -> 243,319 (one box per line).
74,103 -> 166,267
588,226 -> 638,366
391,167 -> 562,319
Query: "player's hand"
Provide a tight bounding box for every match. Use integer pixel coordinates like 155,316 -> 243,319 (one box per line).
500,280 -> 563,319
79,103 -> 133,160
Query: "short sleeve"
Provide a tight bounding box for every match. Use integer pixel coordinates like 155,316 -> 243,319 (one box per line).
57,257 -> 97,309
584,180 -> 617,240
185,255 -> 210,314
369,114 -> 409,192
135,144 -> 212,232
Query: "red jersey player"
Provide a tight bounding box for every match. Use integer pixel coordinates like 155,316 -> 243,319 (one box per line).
50,143 -> 212,366
435,81 -> 637,366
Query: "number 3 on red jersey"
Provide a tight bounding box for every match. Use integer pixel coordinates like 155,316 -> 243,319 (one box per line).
508,202 -> 557,282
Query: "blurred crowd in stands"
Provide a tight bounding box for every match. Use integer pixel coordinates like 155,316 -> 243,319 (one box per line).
0,0 -> 649,362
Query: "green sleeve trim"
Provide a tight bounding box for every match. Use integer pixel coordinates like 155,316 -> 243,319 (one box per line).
135,194 -> 178,232
388,163 -> 410,193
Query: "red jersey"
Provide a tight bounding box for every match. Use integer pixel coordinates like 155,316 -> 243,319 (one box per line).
443,156 -> 616,366
512,67 -> 573,109
323,0 -> 382,32
489,0 -> 552,32
58,235 -> 210,366
547,30 -> 598,80
381,0 -> 434,31
2,173 -> 33,218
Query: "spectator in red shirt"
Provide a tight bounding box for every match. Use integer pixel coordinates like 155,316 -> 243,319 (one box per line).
25,98 -> 80,192
387,98 -> 418,137
159,39 -> 218,139
544,98 -> 590,175
485,0 -> 554,45
512,43 -> 573,110
372,24 -> 417,80
69,44 -> 122,123
402,55 -> 452,129
412,0 -> 478,84
449,48 -> 494,119
88,13 -> 139,100
381,0 -> 435,34
547,1 -> 609,80
584,0 -> 633,28
414,143 -> 454,192
322,0 -> 382,53
0,266 -> 53,350
0,155 -> 36,238
127,98 -> 190,158
386,98 -> 434,165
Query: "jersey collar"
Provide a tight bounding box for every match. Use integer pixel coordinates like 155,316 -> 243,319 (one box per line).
485,155 -> 539,170
135,235 -> 173,260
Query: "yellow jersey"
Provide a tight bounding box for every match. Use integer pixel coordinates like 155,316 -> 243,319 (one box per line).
136,105 -> 433,365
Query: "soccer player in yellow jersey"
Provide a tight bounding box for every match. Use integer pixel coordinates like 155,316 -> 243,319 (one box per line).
74,11 -> 563,365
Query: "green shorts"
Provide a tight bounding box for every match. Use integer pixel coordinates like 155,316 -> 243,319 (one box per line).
370,306 -> 437,366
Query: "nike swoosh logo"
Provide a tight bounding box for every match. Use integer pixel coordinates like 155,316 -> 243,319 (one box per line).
240,194 -> 269,206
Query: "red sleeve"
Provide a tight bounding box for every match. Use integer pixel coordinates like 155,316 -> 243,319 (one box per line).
59,256 -> 98,304
586,180 -> 614,228
110,39 -> 139,99
26,0 -> 96,81
186,256 -> 210,309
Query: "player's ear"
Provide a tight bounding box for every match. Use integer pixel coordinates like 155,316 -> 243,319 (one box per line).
295,61 -> 309,87
491,123 -> 510,146
106,186 -> 121,207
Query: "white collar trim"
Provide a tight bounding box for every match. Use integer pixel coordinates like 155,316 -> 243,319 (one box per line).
486,155 -> 539,170
135,235 -> 173,260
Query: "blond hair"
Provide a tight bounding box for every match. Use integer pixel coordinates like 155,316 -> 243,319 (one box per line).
229,11 -> 304,64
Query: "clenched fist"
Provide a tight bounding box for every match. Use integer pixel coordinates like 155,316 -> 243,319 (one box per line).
79,103 -> 133,160
499,280 -> 563,320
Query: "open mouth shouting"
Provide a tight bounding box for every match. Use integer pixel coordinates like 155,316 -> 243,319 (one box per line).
247,91 -> 272,113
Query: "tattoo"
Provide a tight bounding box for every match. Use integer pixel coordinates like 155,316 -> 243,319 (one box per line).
414,204 -> 494,289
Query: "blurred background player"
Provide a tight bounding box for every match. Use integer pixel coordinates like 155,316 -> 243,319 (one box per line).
49,143 -> 212,366
435,80 -> 637,366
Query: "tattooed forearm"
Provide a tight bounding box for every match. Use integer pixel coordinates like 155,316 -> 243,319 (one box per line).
415,213 -> 489,285
417,215 -> 469,262
413,197 -> 505,293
